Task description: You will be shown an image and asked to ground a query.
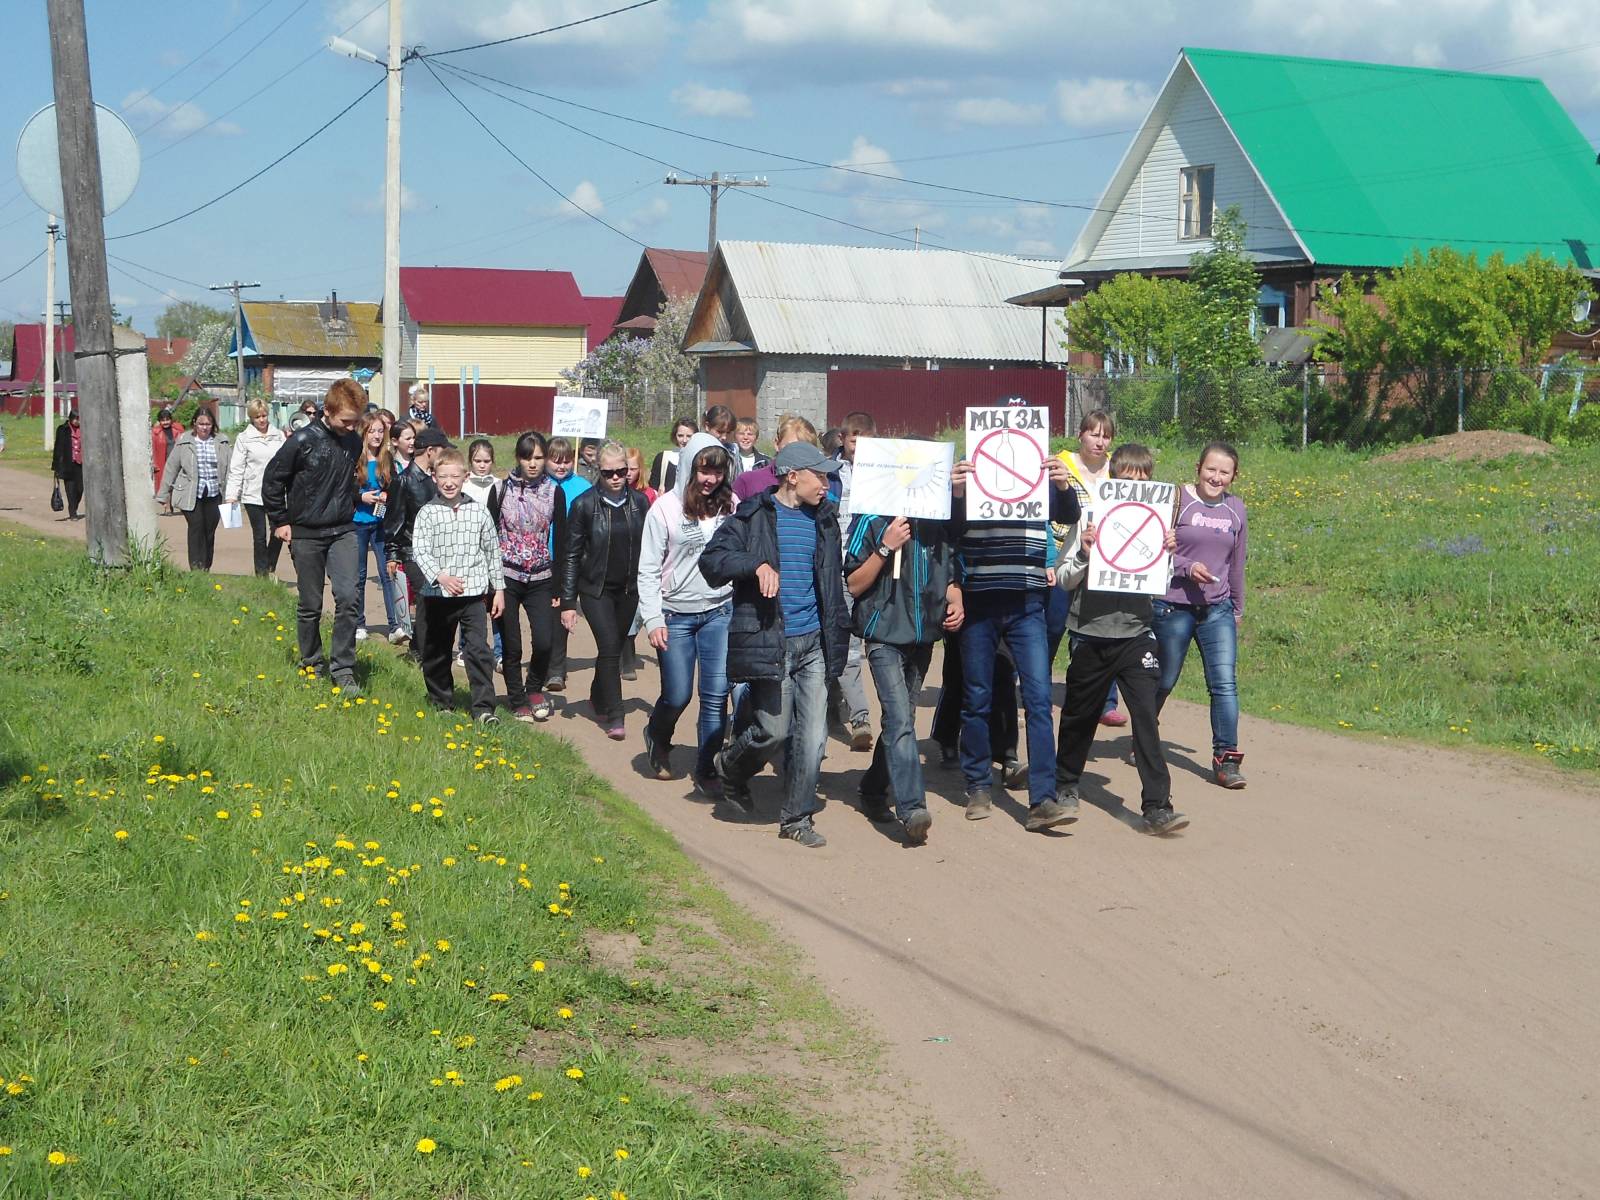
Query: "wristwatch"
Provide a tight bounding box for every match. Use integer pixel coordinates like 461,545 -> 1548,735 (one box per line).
876,544 -> 893,559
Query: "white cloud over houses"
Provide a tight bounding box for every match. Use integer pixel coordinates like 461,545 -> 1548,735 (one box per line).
1055,77 -> 1155,129
561,180 -> 605,218
121,90 -> 241,137
950,97 -> 1046,127
619,196 -> 670,235
672,82 -> 754,119
831,135 -> 902,182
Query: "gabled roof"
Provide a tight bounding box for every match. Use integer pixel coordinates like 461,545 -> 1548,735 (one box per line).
685,241 -> 1065,362
580,296 -> 624,349
1070,48 -> 1600,273
1,323 -> 77,393
644,248 -> 708,302
398,267 -> 591,328
237,300 -> 381,361
613,248 -> 709,335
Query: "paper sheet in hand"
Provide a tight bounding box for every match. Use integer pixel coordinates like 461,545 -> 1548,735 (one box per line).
848,438 -> 954,520
550,395 -> 608,439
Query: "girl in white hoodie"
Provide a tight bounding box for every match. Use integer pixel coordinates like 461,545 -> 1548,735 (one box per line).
224,397 -> 287,576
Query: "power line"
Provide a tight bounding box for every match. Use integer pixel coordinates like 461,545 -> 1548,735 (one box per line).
122,0 -> 279,113
0,250 -> 45,286
106,254 -> 208,290
422,0 -> 663,58
109,75 -> 385,242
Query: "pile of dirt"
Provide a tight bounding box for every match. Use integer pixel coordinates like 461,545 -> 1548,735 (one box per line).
1376,430 -> 1553,464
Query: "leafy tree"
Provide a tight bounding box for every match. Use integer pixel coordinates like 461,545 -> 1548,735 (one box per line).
637,295 -> 698,395
1060,273 -> 1195,372
179,321 -> 235,386
0,320 -> 14,360
1183,207 -> 1262,374
156,299 -> 230,340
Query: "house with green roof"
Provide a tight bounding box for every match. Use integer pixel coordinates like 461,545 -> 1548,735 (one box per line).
1013,48 -> 1600,354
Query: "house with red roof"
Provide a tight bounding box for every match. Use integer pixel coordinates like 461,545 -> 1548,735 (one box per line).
397,267 -> 604,389
1,323 -> 77,404
611,248 -> 708,340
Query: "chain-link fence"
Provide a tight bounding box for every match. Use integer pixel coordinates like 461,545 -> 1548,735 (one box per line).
1066,363 -> 1600,447
575,379 -> 698,431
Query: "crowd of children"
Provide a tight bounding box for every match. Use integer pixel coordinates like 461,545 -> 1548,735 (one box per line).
273,383 -> 1250,849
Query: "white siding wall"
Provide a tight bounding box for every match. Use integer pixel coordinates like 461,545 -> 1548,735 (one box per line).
1092,63 -> 1292,261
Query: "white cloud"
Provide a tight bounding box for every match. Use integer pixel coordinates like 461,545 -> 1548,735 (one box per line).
553,180 -> 605,219
832,135 -> 902,181
354,184 -> 424,215
620,196 -> 670,235
965,204 -> 1057,256
879,78 -> 955,97
672,82 -> 754,119
950,97 -> 1046,127
157,48 -> 187,68
121,90 -> 241,137
1055,77 -> 1155,129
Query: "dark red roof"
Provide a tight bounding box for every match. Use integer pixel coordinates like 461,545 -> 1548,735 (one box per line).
645,248 -> 708,302
2,323 -> 76,393
581,296 -> 624,349
145,336 -> 191,367
399,267 -> 591,328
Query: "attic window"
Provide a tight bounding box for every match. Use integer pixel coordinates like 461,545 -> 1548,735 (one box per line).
1179,165 -> 1214,239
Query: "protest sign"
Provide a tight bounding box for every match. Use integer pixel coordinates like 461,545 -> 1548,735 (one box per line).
1087,478 -> 1176,595
848,437 -> 954,520
550,395 -> 608,439
964,406 -> 1049,522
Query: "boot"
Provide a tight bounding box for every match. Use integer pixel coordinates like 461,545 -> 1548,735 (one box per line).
1213,750 -> 1246,789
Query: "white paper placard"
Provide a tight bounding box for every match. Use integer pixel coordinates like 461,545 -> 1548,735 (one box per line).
847,437 -> 954,520
964,406 -> 1049,522
550,395 -> 609,439
1086,478 -> 1176,596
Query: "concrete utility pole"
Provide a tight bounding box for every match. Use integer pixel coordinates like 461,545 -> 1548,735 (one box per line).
42,215 -> 58,448
382,0 -> 403,415
210,279 -> 261,399
663,171 -> 768,258
46,0 -> 128,564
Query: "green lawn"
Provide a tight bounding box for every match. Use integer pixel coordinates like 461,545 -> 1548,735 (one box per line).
0,529 -> 851,1197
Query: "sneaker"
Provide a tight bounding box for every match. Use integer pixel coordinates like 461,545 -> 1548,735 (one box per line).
1213,751 -> 1247,790
332,672 -> 361,697
1099,707 -> 1129,727
692,771 -> 724,801
453,652 -> 465,669
1142,807 -> 1190,835
1057,787 -> 1082,817
779,820 -> 827,848
511,704 -> 535,724
529,694 -> 553,722
495,656 -> 503,672
387,627 -> 411,646
859,795 -> 895,824
1001,759 -> 1028,790
715,751 -> 755,815
939,743 -> 959,769
622,658 -> 638,682
643,728 -> 673,780
544,676 -> 566,693
1024,798 -> 1078,833
605,724 -> 626,741
964,789 -> 993,821
476,712 -> 501,728
903,808 -> 932,845
849,721 -> 874,752
355,626 -> 369,641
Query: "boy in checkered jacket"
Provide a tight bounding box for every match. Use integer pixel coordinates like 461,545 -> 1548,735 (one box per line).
411,448 -> 505,724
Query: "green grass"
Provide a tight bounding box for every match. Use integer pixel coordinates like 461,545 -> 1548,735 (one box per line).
1135,441 -> 1600,771
0,528 -> 849,1197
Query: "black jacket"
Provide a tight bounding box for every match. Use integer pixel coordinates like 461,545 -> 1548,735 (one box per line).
261,419 -> 361,531
559,487 -> 648,606
699,492 -> 850,683
51,421 -> 81,479
844,512 -> 965,647
383,464 -> 438,565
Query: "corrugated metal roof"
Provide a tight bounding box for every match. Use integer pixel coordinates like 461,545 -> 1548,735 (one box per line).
399,267 -> 590,327
714,242 -> 1066,362
240,300 -> 382,360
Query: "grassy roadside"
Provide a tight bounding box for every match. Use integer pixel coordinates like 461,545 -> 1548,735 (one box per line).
0,528 -> 859,1197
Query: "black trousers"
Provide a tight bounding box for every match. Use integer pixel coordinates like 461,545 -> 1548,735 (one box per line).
61,469 -> 83,518
243,502 -> 283,577
498,574 -> 557,708
580,584 -> 638,724
420,594 -> 497,716
184,495 -> 221,571
403,561 -> 428,665
932,633 -> 1018,763
1055,632 -> 1171,812
548,616 -> 570,684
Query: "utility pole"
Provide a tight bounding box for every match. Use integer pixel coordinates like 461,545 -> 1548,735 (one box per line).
42,215 -> 58,448
663,171 -> 768,257
382,0 -> 403,415
46,0 -> 128,564
210,280 -> 261,400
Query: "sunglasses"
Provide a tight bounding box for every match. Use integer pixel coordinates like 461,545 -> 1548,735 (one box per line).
599,467 -> 628,478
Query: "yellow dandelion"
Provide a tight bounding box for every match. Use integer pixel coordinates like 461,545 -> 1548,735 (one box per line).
558,1007 -> 573,1019
565,1067 -> 584,1080
47,1150 -> 68,1166
531,959 -> 546,972
415,1137 -> 436,1154
215,809 -> 229,820
578,1165 -> 593,1179
614,1147 -> 629,1160
114,829 -> 129,841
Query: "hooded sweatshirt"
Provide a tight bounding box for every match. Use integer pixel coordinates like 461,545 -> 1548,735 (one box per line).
636,432 -> 734,634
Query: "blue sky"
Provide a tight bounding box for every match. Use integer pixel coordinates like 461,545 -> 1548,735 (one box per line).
2,0 -> 1598,334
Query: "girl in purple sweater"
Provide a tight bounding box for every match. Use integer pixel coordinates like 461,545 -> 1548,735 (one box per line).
1153,442 -> 1249,789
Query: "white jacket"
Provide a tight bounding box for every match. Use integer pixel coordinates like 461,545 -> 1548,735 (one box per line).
636,432 -> 733,634
226,424 -> 287,506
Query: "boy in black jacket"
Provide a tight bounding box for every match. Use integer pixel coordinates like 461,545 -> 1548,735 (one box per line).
700,442 -> 849,848
844,492 -> 965,845
261,380 -> 364,692
383,426 -> 450,663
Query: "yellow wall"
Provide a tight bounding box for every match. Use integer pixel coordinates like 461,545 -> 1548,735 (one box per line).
414,325 -> 586,387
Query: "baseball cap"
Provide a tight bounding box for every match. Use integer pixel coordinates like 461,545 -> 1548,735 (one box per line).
773,442 -> 841,477
415,427 -> 454,450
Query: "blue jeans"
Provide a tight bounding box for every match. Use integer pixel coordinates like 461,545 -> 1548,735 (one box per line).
721,631 -> 828,829
646,602 -> 731,777
1152,599 -> 1239,754
960,590 -> 1056,807
861,641 -> 933,818
354,521 -> 403,630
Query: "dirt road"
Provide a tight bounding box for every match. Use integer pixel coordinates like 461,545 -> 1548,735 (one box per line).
6,466 -> 1596,1198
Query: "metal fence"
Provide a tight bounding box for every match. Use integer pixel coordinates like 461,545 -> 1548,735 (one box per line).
1066,364 -> 1600,447
572,380 -> 697,431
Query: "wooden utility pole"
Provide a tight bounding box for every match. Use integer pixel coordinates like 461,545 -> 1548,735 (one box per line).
46,0 -> 128,564
42,215 -> 58,448
663,171 -> 768,257
210,280 -> 261,399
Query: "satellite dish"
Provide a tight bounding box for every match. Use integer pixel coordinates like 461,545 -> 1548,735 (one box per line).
15,103 -> 141,217
1572,296 -> 1593,329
